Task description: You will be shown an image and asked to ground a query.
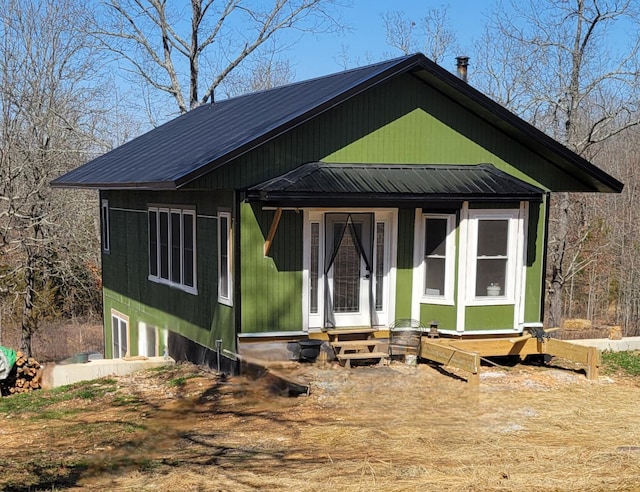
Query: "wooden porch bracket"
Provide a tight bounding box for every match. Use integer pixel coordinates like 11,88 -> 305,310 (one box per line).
263,207 -> 283,256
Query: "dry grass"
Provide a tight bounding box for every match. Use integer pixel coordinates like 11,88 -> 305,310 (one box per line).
1,361 -> 640,491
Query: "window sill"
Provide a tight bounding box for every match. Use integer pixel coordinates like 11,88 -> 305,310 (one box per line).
466,297 -> 515,306
419,296 -> 455,306
148,275 -> 198,295
218,297 -> 233,307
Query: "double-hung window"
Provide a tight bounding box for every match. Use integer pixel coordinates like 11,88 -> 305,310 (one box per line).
148,206 -> 197,293
417,213 -> 455,304
467,209 -> 520,303
218,211 -> 233,305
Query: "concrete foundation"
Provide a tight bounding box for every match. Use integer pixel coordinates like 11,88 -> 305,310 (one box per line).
41,357 -> 175,389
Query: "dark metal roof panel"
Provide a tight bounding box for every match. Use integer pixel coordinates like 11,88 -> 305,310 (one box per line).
51,56 -> 420,189
247,162 -> 543,206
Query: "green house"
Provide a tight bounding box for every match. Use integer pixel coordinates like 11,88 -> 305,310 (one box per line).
52,54 -> 622,368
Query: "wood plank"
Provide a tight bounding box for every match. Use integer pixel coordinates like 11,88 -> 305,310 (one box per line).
543,338 -> 593,364
326,328 -> 376,336
331,340 -> 379,355
544,339 -> 601,380
263,207 -> 282,256
326,327 -> 377,343
336,351 -> 388,368
336,351 -> 388,361
421,341 -> 479,375
330,340 -> 378,348
435,338 -> 542,357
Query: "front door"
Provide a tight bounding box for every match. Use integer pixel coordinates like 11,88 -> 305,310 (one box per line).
326,215 -> 371,327
305,210 -> 396,331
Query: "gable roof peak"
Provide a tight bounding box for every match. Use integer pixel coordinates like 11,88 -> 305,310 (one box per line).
51,52 -> 621,193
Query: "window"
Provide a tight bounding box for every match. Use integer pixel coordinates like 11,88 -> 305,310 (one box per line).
310,222 -> 320,314
111,311 -> 128,358
138,322 -> 158,357
101,199 -> 110,253
148,206 -> 197,293
416,213 -> 455,304
467,209 -> 520,303
375,221 -> 386,311
218,211 -> 232,305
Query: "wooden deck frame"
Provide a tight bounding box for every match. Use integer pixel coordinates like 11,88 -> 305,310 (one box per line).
421,340 -> 481,386
420,336 -> 601,384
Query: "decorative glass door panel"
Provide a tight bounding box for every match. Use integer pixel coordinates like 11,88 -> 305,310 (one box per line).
326,215 -> 371,327
332,222 -> 362,313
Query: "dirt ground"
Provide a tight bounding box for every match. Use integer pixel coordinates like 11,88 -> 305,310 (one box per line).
1,359 -> 640,492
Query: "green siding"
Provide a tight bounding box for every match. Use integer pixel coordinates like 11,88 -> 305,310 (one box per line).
101,189 -> 235,355
524,199 -> 546,322
188,74 -> 583,192
239,203 -> 303,332
465,305 -> 515,331
394,209 -> 414,319
419,304 -> 457,331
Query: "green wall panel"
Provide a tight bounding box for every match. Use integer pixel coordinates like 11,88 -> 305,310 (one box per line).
394,209 -> 414,319
419,304 -> 457,331
239,203 -> 303,332
188,74 -> 582,193
465,305 -> 515,331
524,200 -> 546,322
101,189 -> 236,354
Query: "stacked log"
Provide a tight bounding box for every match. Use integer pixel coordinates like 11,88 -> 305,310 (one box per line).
0,351 -> 43,396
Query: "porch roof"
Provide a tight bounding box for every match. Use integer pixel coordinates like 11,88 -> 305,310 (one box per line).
246,162 -> 544,207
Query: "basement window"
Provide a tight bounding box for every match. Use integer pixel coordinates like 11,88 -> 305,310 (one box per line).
111,311 -> 128,359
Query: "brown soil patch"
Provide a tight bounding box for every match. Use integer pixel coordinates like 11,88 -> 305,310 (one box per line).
1,361 -> 640,491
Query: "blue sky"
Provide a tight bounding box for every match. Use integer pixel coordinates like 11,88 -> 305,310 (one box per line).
290,0 -> 496,80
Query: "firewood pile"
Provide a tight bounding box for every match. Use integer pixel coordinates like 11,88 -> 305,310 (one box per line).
0,351 -> 43,396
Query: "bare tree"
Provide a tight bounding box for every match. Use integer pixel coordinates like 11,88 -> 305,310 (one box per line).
220,51 -> 296,99
96,0 -> 347,116
474,0 -> 640,328
383,6 -> 458,63
0,0 -> 108,355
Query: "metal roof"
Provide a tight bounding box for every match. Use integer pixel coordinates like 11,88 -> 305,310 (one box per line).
51,56 -> 418,190
246,162 -> 544,207
51,53 -> 623,193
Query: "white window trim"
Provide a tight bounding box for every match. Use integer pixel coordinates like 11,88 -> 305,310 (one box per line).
372,213 -> 394,326
413,211 -> 456,309
111,310 -> 129,359
148,206 -> 197,295
138,322 -> 159,357
217,211 -> 233,306
101,199 -> 110,254
465,208 -> 521,306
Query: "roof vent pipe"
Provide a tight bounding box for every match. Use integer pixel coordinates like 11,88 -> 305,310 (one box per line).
456,56 -> 469,82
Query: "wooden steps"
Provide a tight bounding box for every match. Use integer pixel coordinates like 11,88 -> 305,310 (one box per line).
331,340 -> 380,355
327,328 -> 388,368
336,351 -> 389,368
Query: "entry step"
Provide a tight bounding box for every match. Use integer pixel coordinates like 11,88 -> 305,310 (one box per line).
336,351 -> 389,368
